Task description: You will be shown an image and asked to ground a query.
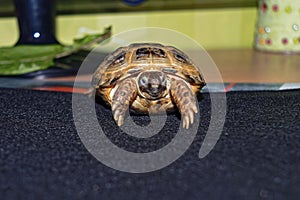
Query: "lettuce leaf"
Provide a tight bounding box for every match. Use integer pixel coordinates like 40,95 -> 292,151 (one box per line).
0,26 -> 111,75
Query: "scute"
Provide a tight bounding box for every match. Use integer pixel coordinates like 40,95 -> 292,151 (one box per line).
92,43 -> 205,89
135,47 -> 151,60
152,48 -> 166,58
111,51 -> 126,66
91,46 -> 130,88
173,51 -> 189,63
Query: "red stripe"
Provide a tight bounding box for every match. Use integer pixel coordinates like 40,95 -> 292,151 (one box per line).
34,83 -> 237,94
224,82 -> 236,92
33,86 -> 88,94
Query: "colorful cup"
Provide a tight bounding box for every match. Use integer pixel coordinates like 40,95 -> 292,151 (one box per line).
255,0 -> 300,53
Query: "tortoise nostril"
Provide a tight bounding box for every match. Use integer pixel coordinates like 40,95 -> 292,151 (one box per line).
149,86 -> 161,94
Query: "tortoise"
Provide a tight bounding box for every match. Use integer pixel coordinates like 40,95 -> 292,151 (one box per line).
90,43 -> 206,129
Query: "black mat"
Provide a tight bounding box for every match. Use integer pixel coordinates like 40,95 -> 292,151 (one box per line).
0,88 -> 299,200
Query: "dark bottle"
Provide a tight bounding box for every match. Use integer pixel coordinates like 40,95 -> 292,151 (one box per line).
14,0 -> 58,45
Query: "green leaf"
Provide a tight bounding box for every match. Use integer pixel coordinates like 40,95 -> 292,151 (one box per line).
0,26 -> 111,75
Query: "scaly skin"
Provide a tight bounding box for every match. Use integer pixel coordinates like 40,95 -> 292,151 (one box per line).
112,77 -> 198,129
170,78 -> 198,129
111,78 -> 137,126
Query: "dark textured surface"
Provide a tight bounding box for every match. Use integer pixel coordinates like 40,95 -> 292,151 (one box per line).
0,88 -> 299,200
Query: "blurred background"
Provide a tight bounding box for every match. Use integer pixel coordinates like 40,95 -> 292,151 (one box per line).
0,0 -> 257,50
0,0 -> 299,91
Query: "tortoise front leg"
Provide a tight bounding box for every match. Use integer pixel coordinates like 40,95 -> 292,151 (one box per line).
170,78 -> 198,129
111,78 -> 137,126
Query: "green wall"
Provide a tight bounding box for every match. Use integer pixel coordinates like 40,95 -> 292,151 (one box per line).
0,8 -> 257,50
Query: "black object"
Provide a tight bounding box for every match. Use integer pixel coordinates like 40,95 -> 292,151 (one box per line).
14,0 -> 58,44
0,88 -> 299,199
122,0 -> 146,6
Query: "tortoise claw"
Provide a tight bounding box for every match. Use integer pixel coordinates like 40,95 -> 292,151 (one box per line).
113,108 -> 125,126
181,106 -> 197,129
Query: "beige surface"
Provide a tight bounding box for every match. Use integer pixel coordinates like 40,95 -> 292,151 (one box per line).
47,49 -> 300,83
209,49 -> 300,83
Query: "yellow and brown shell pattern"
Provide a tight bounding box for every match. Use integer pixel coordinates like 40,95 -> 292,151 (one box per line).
91,43 -> 206,129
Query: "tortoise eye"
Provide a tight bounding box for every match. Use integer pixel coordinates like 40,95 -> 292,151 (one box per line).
140,77 -> 147,86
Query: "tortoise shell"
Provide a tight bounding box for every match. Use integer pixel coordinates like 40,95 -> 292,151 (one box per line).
91,43 -> 206,128
92,42 -> 205,96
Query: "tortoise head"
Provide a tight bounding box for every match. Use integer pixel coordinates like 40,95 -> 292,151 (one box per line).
137,70 -> 168,100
